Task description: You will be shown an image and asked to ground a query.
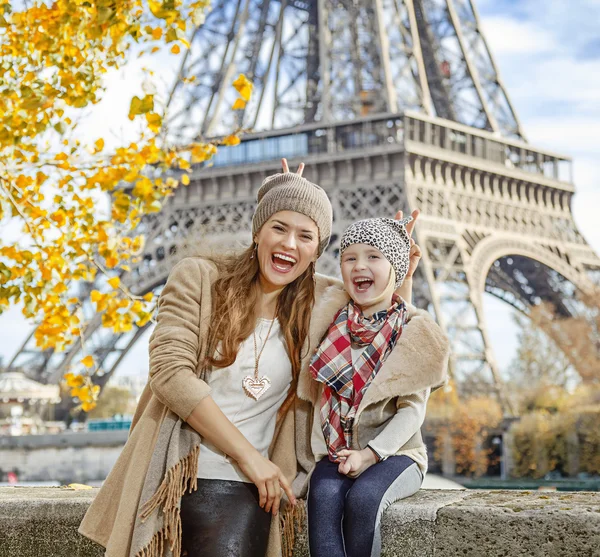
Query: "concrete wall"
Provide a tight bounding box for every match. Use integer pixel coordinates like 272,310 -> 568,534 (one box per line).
1,487 -> 599,557
0,431 -> 127,483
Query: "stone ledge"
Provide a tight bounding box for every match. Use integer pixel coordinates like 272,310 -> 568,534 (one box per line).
1,487 -> 599,557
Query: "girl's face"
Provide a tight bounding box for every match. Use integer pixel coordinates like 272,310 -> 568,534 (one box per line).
341,244 -> 396,316
254,210 -> 319,292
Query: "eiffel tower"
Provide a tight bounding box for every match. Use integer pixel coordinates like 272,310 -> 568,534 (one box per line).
8,0 -> 600,412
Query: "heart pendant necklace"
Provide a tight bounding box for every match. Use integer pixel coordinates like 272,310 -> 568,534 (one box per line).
243,316 -> 276,401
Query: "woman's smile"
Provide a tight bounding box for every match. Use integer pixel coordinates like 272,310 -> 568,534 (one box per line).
271,252 -> 298,273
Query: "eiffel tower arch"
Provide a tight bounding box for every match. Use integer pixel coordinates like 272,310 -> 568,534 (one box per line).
7,0 -> 600,413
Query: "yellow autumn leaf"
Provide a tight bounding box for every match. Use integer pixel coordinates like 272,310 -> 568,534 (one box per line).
90,290 -> 103,302
146,112 -> 162,133
81,355 -> 94,368
191,143 -> 217,163
67,483 -> 93,490
64,373 -> 85,388
77,385 -> 92,401
232,98 -> 246,110
128,95 -> 154,119
222,135 -> 241,146
232,74 -> 253,101
171,44 -> 181,54
81,401 -> 97,412
108,276 -> 120,289
181,174 -> 190,185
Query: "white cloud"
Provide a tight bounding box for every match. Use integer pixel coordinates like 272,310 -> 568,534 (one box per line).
480,16 -> 557,56
526,120 -> 600,160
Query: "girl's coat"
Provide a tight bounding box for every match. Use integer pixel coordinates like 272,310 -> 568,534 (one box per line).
294,280 -> 450,495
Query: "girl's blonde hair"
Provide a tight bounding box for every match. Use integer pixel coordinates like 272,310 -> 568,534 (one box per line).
205,245 -> 316,415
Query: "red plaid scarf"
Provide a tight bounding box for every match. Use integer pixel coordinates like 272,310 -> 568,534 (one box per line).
310,295 -> 407,462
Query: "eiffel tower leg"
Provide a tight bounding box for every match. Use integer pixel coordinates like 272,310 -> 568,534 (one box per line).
415,227 -> 514,414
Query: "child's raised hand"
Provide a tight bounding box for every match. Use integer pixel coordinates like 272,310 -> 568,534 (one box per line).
281,157 -> 305,176
394,208 -> 419,236
394,209 -> 421,280
337,448 -> 379,478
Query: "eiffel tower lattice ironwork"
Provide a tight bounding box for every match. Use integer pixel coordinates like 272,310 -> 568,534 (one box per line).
8,0 -> 600,413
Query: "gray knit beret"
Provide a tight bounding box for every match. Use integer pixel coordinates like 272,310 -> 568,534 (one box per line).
252,173 -> 333,256
340,217 -> 413,287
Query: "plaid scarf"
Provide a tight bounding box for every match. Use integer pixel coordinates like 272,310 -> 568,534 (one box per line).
310,295 -> 407,462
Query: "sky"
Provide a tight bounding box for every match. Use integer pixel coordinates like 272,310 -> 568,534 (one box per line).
0,0 -> 598,379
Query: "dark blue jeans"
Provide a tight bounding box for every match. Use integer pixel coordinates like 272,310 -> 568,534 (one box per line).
307,455 -> 422,557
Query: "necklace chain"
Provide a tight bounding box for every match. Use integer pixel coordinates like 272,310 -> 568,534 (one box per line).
252,317 -> 276,379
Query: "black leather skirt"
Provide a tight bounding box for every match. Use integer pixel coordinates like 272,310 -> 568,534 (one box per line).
180,478 -> 271,557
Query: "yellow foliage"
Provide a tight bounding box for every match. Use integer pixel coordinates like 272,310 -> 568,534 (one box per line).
232,98 -> 247,110
433,395 -> 502,477
0,0 -> 247,412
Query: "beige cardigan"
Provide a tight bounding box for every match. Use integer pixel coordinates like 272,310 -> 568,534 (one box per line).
293,280 -> 450,496
79,257 -> 342,557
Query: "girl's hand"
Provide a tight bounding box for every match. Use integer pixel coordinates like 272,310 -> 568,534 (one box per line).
237,450 -> 297,516
394,209 -> 422,280
281,157 -> 305,176
337,448 -> 378,478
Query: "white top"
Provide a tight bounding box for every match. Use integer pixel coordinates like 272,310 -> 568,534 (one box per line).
197,318 -> 293,482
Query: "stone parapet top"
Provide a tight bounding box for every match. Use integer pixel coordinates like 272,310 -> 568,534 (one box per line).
2,487 -> 599,556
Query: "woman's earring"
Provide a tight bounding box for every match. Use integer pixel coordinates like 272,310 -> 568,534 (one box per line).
251,243 -> 257,259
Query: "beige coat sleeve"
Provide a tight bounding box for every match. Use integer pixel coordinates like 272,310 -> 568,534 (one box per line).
148,258 -> 212,420
367,388 -> 431,460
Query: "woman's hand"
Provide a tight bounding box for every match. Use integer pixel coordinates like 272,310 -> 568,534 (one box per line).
281,157 -> 305,176
395,208 -> 422,280
337,448 -> 378,478
237,450 -> 297,516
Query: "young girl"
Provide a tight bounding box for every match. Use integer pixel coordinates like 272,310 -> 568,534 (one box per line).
306,217 -> 450,557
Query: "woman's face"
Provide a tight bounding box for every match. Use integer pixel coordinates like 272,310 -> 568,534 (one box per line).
341,243 -> 395,315
254,210 -> 319,292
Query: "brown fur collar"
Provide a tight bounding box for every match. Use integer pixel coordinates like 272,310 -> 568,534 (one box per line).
298,275 -> 450,408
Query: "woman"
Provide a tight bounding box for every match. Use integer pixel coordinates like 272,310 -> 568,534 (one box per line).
79,160 -> 416,557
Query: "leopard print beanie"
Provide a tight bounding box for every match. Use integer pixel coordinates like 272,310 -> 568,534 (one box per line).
340,216 -> 413,287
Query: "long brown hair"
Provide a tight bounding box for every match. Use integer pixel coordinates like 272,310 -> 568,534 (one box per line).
205,244 -> 316,413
